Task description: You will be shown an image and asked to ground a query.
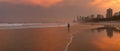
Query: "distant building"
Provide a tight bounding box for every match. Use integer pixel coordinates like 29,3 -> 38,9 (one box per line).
76,16 -> 81,21
114,11 -> 120,16
106,8 -> 113,18
97,14 -> 104,19
90,14 -> 95,19
119,11 -> 120,15
114,12 -> 119,16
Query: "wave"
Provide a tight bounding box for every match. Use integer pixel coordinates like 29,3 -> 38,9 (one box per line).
0,23 -> 68,29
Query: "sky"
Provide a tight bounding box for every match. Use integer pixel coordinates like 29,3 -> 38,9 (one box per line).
0,0 -> 120,22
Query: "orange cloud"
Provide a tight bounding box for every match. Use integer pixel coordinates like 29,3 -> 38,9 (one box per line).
28,0 -> 63,7
91,0 -> 120,12
0,0 -> 63,7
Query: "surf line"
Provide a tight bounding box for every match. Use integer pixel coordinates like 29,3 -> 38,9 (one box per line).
64,32 -> 74,51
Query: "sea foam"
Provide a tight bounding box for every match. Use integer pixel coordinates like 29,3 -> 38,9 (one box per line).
0,23 -> 68,29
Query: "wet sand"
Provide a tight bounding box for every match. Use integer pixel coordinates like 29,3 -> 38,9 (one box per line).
0,23 -> 118,51
0,26 -> 72,51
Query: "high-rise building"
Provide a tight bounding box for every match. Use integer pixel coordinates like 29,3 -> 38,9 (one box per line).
106,8 -> 113,18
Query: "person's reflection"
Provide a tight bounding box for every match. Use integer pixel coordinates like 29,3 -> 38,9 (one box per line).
91,25 -> 120,38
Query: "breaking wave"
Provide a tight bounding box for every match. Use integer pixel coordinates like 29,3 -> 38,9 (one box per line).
0,23 -> 68,29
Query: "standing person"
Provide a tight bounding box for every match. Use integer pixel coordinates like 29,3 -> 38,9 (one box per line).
68,23 -> 70,32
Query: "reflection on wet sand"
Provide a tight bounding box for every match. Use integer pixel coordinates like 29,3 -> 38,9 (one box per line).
32,27 -> 70,51
68,24 -> 120,51
0,27 -> 71,51
0,24 -> 120,51
91,25 -> 120,38
90,25 -> 120,51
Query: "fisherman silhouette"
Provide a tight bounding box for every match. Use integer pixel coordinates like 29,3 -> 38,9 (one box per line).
67,23 -> 70,32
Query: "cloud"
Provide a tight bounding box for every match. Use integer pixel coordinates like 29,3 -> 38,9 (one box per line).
0,0 -> 98,18
91,0 -> 120,12
0,0 -> 107,23
0,0 -> 63,7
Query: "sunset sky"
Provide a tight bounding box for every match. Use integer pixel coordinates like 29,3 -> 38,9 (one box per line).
0,0 -> 120,22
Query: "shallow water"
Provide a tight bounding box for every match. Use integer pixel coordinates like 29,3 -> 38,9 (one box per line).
68,24 -> 120,51
0,23 -> 120,51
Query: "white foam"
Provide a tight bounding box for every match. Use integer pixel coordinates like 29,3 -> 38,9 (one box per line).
0,23 -> 68,29
0,24 -> 24,26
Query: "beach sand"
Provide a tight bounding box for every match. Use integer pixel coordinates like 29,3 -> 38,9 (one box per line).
0,26 -> 72,51
0,23 -> 97,51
